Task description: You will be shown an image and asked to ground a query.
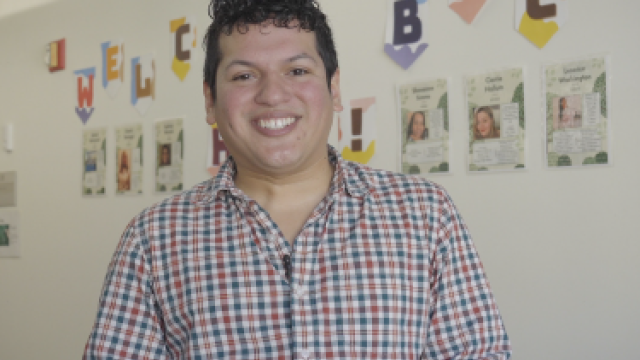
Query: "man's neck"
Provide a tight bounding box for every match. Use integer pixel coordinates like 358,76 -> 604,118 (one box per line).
233,156 -> 334,242
235,155 -> 333,205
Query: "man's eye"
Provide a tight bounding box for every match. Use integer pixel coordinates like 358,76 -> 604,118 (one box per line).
232,73 -> 252,81
290,68 -> 308,76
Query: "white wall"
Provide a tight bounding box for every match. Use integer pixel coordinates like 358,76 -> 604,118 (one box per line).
0,1 -> 638,359
0,0 -> 57,19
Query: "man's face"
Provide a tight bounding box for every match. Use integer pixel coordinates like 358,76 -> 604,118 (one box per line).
204,23 -> 342,176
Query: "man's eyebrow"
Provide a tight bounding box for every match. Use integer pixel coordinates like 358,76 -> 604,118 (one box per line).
286,53 -> 318,64
224,53 -> 318,72
224,59 -> 256,72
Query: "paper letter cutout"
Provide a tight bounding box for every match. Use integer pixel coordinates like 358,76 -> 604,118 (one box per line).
170,16 -> 197,81
47,38 -> 65,72
338,97 -> 377,164
101,40 -> 124,98
448,0 -> 488,24
393,0 -> 422,44
527,0 -> 556,19
516,0 -> 568,49
74,67 -> 96,124
385,0 -> 429,70
131,54 -> 156,115
207,123 -> 229,177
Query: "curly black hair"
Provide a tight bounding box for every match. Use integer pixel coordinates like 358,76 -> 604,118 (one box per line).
203,0 -> 338,100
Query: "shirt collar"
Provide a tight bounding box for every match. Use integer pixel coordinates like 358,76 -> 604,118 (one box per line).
194,145 -> 373,205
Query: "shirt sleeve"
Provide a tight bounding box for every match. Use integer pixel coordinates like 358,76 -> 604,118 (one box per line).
83,224 -> 166,360
424,190 -> 512,360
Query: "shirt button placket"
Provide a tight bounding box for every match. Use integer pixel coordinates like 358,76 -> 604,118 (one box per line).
292,282 -> 309,360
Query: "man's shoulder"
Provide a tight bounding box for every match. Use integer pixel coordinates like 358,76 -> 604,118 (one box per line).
128,178 -> 215,231
340,159 -> 449,202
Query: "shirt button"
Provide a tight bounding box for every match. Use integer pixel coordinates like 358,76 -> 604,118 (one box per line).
300,348 -> 310,359
294,285 -> 307,299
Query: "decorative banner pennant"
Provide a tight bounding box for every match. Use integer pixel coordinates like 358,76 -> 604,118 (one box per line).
448,0 -> 488,24
516,0 -> 568,49
384,0 -> 428,70
74,67 -> 96,124
206,123 -> 228,177
131,53 -> 156,115
170,16 -> 197,81
338,97 -> 377,164
101,40 -> 124,98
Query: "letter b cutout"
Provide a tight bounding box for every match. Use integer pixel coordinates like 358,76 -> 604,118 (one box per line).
393,0 -> 422,45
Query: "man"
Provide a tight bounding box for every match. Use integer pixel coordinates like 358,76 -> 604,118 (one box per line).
84,0 -> 512,359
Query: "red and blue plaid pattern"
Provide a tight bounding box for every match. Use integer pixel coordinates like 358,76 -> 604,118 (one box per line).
84,147 -> 511,360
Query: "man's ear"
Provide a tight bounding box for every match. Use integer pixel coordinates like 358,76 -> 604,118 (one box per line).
203,82 -> 216,125
330,69 -> 343,112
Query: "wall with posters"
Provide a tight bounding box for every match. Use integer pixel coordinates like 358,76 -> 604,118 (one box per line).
0,1 -> 638,359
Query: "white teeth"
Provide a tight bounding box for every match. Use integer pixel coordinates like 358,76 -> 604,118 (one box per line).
258,117 -> 296,130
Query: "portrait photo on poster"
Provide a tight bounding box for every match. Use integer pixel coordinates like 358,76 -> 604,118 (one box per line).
115,124 -> 143,196
472,104 -> 502,140
117,149 -> 132,191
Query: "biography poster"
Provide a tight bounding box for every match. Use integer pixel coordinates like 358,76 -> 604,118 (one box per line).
115,124 -> 143,195
155,118 -> 184,193
543,56 -> 610,168
398,78 -> 450,175
465,67 -> 526,172
82,128 -> 107,196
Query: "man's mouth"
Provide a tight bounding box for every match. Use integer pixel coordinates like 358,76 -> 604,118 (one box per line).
257,117 -> 297,130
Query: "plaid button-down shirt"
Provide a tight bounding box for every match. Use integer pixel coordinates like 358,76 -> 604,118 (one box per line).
84,147 -> 511,360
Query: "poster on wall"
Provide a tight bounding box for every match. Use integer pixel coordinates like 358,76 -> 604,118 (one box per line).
448,0 -> 488,24
384,0 -> 428,70
115,124 -> 143,195
155,118 -> 184,193
74,67 -> 96,125
0,171 -> 17,208
170,16 -> 197,81
82,128 -> 107,196
207,123 -> 228,177
101,40 -> 124,99
398,78 -> 450,175
338,97 -> 377,165
515,0 -> 568,49
465,67 -> 526,172
0,210 -> 20,258
131,53 -> 156,116
543,55 -> 610,168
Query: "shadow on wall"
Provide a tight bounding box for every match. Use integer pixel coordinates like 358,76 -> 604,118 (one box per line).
0,0 -> 58,19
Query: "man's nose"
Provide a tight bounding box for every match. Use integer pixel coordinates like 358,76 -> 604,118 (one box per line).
255,73 -> 292,106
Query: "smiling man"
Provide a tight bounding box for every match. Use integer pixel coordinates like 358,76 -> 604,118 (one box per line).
83,1 -> 511,359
